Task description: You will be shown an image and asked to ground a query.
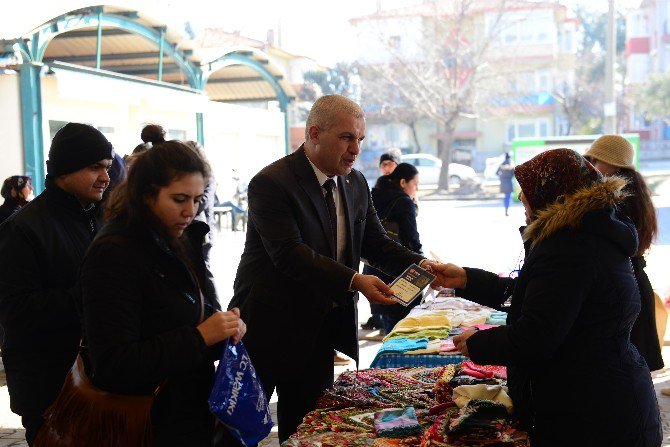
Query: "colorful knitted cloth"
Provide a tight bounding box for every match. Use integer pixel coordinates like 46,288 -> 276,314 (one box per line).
377,338 -> 429,355
373,407 -> 422,438
486,311 -> 508,325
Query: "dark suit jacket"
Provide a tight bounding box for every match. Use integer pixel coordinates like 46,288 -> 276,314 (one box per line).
229,146 -> 423,371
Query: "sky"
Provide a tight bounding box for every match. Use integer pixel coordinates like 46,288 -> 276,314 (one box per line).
3,0 -> 644,66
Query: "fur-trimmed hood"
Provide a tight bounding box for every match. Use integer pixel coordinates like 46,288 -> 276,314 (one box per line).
522,176 -> 637,254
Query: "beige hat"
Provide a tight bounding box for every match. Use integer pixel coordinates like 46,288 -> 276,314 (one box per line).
584,135 -> 635,168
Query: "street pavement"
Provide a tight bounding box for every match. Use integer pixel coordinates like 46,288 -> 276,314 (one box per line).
1,174 -> 670,446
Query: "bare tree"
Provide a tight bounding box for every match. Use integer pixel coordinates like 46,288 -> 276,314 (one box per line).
355,0 -> 540,191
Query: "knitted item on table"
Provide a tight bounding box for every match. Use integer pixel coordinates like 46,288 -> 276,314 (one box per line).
389,315 -> 452,334
404,339 -> 442,355
374,407 -> 423,438
433,365 -> 456,404
378,338 -> 429,354
485,311 -> 508,325
452,385 -> 513,414
461,360 -> 507,379
384,328 -> 451,342
447,399 -> 509,441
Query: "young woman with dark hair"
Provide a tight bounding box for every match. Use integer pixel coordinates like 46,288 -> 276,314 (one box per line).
363,162 -> 423,333
79,124 -> 246,445
585,134 -> 662,372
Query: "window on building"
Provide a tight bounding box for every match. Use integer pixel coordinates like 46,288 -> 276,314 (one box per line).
389,35 -> 401,50
506,119 -> 551,142
168,129 -> 186,140
49,120 -> 69,140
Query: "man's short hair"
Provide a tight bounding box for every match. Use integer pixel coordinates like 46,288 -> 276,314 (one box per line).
305,95 -> 365,140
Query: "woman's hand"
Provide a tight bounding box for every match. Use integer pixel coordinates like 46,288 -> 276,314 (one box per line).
452,329 -> 476,357
197,307 -> 247,346
423,261 -> 467,289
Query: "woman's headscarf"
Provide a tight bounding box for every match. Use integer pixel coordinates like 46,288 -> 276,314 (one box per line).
514,149 -> 601,213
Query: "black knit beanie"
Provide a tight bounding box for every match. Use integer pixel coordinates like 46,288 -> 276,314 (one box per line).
46,123 -> 115,176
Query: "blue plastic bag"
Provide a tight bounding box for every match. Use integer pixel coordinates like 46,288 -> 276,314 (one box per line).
209,340 -> 273,446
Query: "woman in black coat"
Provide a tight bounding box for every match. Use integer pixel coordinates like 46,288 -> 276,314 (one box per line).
363,162 -> 423,333
79,126 -> 246,446
445,149 -> 661,447
0,175 -> 32,224
585,134 -> 663,371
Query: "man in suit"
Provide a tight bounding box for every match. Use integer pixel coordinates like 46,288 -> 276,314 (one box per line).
227,95 -> 445,443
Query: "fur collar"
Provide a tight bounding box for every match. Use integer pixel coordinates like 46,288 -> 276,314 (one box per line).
522,176 -> 628,248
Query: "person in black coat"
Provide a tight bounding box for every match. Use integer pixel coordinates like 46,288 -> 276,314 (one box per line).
0,123 -> 115,445
79,126 -> 245,446
585,134 -> 663,372
0,176 -> 32,224
364,162 -> 423,333
445,149 -> 661,447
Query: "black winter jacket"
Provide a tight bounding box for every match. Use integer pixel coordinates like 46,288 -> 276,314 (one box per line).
364,186 -> 422,317
79,220 -> 221,446
458,177 -> 662,447
0,178 -> 100,415
0,197 -> 24,224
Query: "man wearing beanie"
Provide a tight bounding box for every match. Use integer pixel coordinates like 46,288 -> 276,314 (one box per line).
0,122 -> 114,445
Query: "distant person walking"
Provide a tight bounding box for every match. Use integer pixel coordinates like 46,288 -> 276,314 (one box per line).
0,176 -> 32,224
496,153 -> 514,216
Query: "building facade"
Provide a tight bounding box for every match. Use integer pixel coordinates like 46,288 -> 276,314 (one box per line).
351,0 -> 580,171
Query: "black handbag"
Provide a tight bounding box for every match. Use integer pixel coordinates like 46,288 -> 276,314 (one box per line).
380,197 -> 402,242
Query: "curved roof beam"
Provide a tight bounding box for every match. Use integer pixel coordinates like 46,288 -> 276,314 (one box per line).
16,7 -> 201,88
200,46 -> 290,109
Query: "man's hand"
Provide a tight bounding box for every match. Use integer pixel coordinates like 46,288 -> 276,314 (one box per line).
351,273 -> 396,305
423,261 -> 467,289
452,329 -> 476,357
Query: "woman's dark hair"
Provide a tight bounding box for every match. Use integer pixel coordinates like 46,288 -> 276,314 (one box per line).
618,167 -> 657,254
375,162 -> 418,190
105,124 -> 210,236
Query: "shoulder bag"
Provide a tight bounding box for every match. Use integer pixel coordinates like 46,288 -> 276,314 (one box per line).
380,197 -> 402,242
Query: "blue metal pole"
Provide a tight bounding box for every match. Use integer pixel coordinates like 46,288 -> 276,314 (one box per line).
19,62 -> 45,194
280,99 -> 290,154
95,12 -> 102,69
196,112 -> 204,146
158,29 -> 164,81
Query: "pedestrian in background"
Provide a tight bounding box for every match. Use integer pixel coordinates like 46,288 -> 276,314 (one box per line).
361,150 -> 402,334
585,134 -> 663,372
79,125 -> 245,445
367,162 -> 423,333
0,176 -> 32,224
0,123 -> 114,445
186,140 -> 218,265
445,149 -> 661,446
496,152 -> 514,216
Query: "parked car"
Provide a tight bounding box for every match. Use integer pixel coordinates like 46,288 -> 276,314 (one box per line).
401,153 -> 476,186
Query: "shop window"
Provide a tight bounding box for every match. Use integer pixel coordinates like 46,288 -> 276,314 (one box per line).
168,129 -> 186,141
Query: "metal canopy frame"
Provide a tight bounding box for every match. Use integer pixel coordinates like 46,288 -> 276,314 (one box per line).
200,47 -> 292,155
2,7 -> 293,193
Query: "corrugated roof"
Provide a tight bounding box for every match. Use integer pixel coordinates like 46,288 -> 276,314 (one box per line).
3,3 -> 294,103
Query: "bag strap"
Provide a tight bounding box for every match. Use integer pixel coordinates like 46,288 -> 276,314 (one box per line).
381,196 -> 403,221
